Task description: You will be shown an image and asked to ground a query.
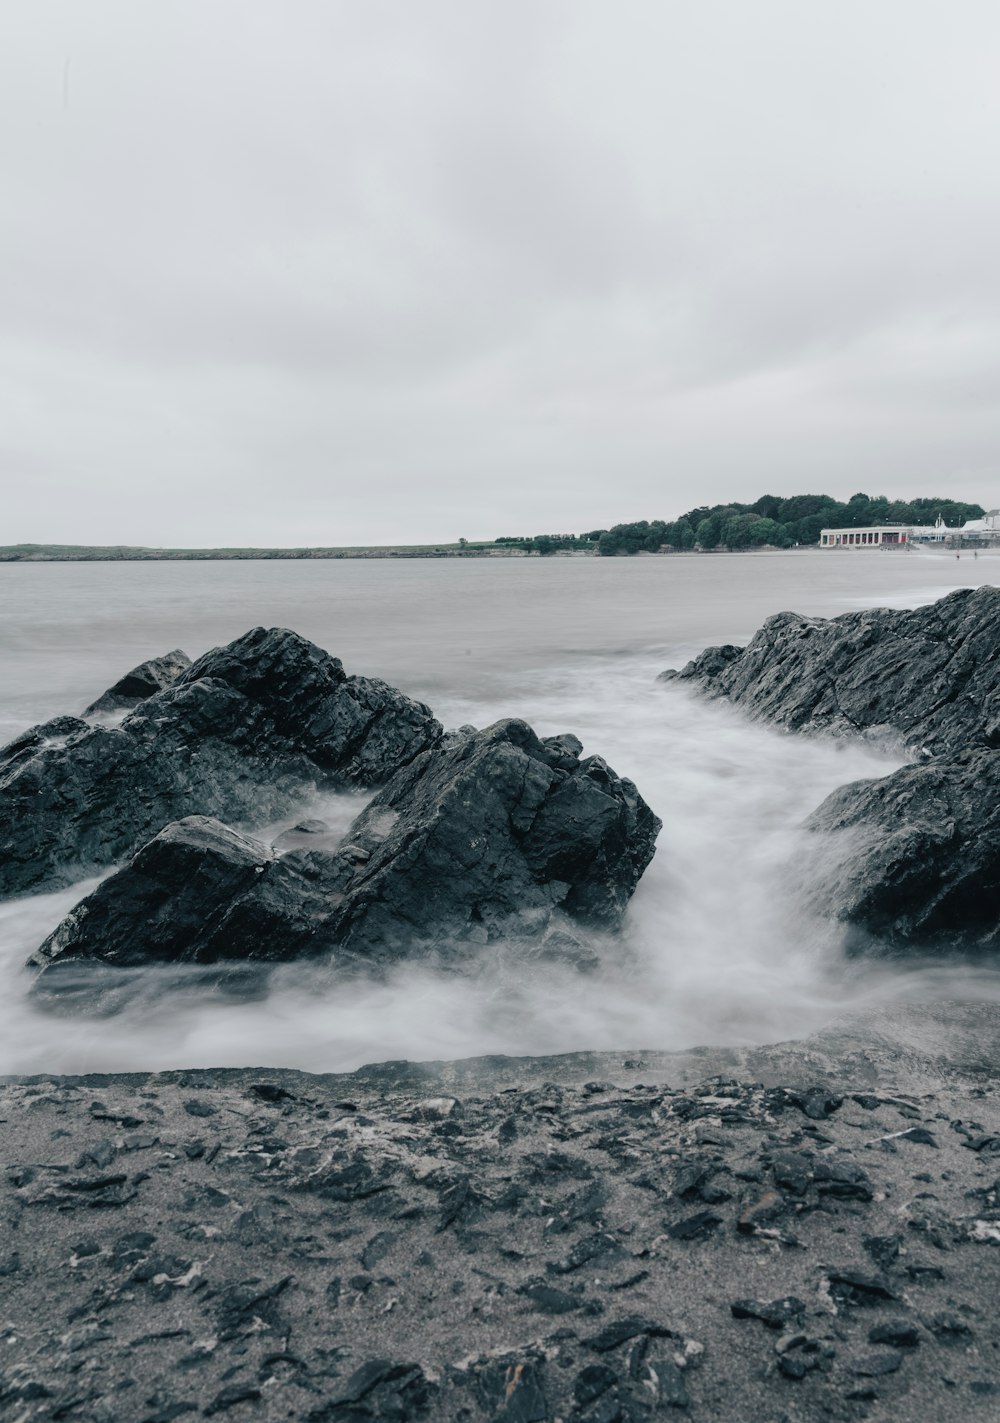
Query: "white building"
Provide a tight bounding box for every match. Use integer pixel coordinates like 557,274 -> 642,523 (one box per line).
820,511 -> 999,548
819,526 -> 912,547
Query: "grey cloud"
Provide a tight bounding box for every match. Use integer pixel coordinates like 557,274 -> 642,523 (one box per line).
2,0 -> 1000,545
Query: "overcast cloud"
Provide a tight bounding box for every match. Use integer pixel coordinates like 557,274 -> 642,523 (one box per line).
2,1 -> 999,545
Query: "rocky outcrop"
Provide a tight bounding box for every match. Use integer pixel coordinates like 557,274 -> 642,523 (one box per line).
28,719 -> 661,980
27,817 -> 328,974
83,648 -> 192,714
663,586 -> 1000,957
664,585 -> 1000,755
0,627 -> 441,899
803,749 -> 1000,956
313,718 -> 661,963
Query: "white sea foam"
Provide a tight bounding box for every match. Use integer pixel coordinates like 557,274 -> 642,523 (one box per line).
2,551 -> 1000,1075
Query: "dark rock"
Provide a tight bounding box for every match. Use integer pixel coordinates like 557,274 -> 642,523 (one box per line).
30,718 -> 660,975
804,750 -> 1000,956
313,1359 -> 435,1419
0,716 -> 91,775
586,1317 -> 674,1352
360,1231 -> 396,1271
666,588 -> 1000,956
868,1322 -> 920,1348
27,818 -> 297,974
84,649 -> 192,715
574,1363 -> 618,1407
547,1232 -> 626,1274
182,1098 -> 218,1118
863,1234 -> 901,1270
471,1358 -> 547,1423
812,1158 -> 874,1200
518,1280 -> 586,1314
898,1127 -> 939,1147
665,586 -> 1000,756
299,716 -> 661,962
0,626 -> 441,899
782,1086 -> 843,1120
777,1354 -> 812,1380
666,1210 -> 723,1241
731,1297 -> 806,1329
825,1270 -> 897,1306
215,1276 -> 292,1340
770,1152 -> 812,1195
646,1356 -> 690,1408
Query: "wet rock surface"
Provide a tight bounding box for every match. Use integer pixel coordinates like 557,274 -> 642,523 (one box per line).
83,649 -> 193,716
0,627 -> 441,900
803,749 -> 1000,955
663,586 -> 1000,957
662,586 -> 1000,756
2,1017 -> 999,1421
27,719 -> 661,980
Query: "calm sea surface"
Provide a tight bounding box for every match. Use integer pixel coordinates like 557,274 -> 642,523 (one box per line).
1,548 -> 998,1074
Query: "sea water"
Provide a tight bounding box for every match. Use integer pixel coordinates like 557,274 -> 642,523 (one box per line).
2,547 -> 999,1074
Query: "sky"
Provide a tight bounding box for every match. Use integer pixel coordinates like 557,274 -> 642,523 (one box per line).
2,1 -> 1000,547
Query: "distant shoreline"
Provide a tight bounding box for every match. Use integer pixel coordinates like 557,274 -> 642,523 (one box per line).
0,543 -> 579,563
0,543 -> 826,563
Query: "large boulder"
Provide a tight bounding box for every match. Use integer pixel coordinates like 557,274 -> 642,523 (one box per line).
309,717 -> 661,963
84,649 -> 192,714
803,748 -> 1000,955
663,586 -> 1000,754
28,719 -> 661,982
0,627 -> 441,899
27,816 -> 327,973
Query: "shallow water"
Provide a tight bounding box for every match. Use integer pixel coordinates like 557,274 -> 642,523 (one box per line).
2,546 -> 999,1074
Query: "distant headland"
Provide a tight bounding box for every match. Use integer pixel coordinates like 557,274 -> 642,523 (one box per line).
2,492 -> 985,561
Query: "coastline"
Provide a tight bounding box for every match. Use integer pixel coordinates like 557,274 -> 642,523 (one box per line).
0,544 -> 835,563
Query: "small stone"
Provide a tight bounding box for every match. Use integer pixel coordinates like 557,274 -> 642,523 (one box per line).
899,1127 -> 939,1148
518,1281 -> 586,1315
587,1317 -> 674,1352
667,1210 -> 723,1241
182,1099 -> 218,1118
826,1270 -> 897,1305
573,1363 -> 618,1407
771,1151 -> 812,1195
868,1322 -> 920,1349
360,1231 -> 396,1271
731,1297 -> 806,1329
850,1352 -> 903,1377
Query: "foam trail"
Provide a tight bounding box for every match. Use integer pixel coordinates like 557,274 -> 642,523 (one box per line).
4,655 -> 999,1076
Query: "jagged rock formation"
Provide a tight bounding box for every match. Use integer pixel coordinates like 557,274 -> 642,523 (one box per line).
804,749 -> 1000,955
83,648 -> 192,714
28,719 -> 661,980
0,627 -> 441,899
664,586 -> 1000,755
663,586 -> 1000,956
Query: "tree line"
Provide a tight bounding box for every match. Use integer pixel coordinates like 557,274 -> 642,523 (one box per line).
497,493 -> 986,555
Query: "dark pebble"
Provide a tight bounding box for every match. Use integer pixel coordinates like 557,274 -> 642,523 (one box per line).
869,1322 -> 920,1349
667,1210 -> 723,1241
